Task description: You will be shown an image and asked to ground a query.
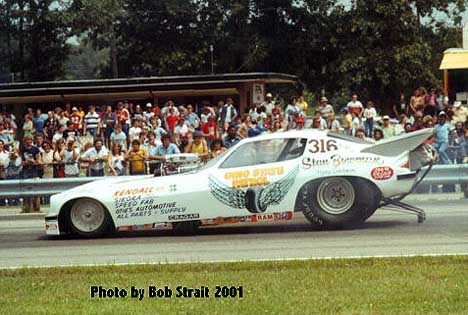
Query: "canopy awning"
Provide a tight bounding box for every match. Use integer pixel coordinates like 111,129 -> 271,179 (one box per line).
440,48 -> 468,70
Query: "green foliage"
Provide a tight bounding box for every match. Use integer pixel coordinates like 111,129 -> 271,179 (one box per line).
0,0 -> 74,81
0,0 -> 466,112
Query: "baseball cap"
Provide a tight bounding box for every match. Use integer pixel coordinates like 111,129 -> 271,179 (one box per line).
266,93 -> 273,98
321,97 -> 328,102
453,101 -> 462,108
193,131 -> 202,138
438,111 -> 446,117
72,107 -> 78,111
383,115 -> 390,120
146,102 -> 152,107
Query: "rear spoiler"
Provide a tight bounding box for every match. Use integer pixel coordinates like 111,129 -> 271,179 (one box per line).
361,128 -> 433,157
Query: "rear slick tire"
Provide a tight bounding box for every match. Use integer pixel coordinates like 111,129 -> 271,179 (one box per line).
301,177 -> 380,229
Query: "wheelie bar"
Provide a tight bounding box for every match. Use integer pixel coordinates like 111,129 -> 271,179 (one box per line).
380,198 -> 426,223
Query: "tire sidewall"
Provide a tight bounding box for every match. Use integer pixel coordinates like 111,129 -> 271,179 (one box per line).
69,198 -> 111,238
302,177 -> 379,229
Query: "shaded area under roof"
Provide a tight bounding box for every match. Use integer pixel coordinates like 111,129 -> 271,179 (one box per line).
0,72 -> 298,105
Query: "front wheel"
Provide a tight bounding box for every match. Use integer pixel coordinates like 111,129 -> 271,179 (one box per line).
69,198 -> 112,237
301,177 -> 380,229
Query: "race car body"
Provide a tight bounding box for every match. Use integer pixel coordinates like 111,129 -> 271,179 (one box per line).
45,129 -> 435,237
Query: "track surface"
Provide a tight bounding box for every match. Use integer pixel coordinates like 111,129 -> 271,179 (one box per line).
0,197 -> 467,268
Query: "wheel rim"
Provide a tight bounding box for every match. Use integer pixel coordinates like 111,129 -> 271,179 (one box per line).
70,199 -> 106,233
316,178 -> 355,215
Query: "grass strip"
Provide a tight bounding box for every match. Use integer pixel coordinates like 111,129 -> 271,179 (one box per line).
1,256 -> 467,315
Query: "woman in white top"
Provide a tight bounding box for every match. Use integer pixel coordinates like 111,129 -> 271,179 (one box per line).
53,139 -> 66,178
40,142 -> 54,178
363,101 -> 377,137
327,113 -> 341,132
108,144 -> 126,176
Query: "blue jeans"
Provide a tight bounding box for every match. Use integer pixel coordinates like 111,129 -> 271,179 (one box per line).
364,118 -> 374,138
433,142 -> 450,165
89,168 -> 104,177
452,143 -> 466,163
87,128 -> 98,139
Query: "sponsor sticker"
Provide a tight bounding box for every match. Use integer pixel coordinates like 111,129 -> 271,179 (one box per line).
253,211 -> 293,222
371,166 -> 394,180
168,213 -> 200,221
223,166 -> 284,188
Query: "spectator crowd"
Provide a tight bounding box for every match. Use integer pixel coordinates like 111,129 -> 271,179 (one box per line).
0,87 -> 467,209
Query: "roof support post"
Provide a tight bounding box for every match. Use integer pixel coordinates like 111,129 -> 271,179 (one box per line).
443,69 -> 449,96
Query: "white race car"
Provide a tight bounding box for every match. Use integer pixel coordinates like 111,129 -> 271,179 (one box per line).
45,129 -> 435,237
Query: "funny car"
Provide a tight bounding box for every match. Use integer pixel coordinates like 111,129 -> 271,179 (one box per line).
45,129 -> 435,237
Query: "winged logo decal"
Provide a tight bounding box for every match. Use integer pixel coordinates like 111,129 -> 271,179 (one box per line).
208,166 -> 299,213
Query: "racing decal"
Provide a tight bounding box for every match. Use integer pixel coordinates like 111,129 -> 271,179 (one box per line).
311,168 -> 355,176
113,186 -> 164,197
252,211 -> 293,222
209,166 -> 299,214
371,166 -> 394,180
308,139 -> 338,154
168,213 -> 200,221
114,195 -> 187,219
114,212 -> 294,232
224,166 -> 284,188
116,223 -> 172,232
45,220 -> 59,235
302,154 -> 383,169
200,212 -> 294,226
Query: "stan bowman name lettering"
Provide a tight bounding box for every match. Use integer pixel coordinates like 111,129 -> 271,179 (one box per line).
302,154 -> 383,169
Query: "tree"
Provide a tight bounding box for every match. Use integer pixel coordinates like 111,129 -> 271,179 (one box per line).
0,0 -> 74,82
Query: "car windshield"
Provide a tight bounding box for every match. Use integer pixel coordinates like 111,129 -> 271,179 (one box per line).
219,138 -> 307,169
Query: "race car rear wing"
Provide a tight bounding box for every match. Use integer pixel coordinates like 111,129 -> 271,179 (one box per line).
360,128 -> 434,157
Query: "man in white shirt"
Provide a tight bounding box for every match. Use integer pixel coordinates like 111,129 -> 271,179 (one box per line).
261,93 -> 275,116
83,106 -> 101,139
128,119 -> 142,143
160,100 -> 179,118
381,115 -> 396,139
81,139 -> 109,177
319,97 -> 334,120
200,107 -> 212,123
0,140 -> 9,179
363,101 -> 377,137
347,94 -> 364,118
174,116 -> 191,145
285,97 -> 303,128
452,102 -> 467,123
143,103 -> 155,122
249,104 -> 259,123
220,98 -> 238,126
60,139 -> 80,177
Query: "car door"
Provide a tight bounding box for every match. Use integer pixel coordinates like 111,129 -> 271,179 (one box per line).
207,137 -> 307,216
